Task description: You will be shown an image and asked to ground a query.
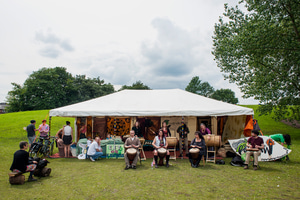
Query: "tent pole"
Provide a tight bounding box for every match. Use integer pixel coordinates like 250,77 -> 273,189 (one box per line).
181,116 -> 184,160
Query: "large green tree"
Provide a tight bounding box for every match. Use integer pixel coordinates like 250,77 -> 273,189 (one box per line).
212,0 -> 300,120
6,67 -> 114,111
185,76 -> 215,97
211,89 -> 238,104
119,81 -> 151,91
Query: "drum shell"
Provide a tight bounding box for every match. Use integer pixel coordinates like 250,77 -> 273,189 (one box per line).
189,148 -> 200,160
9,175 -> 25,185
157,148 -> 167,158
166,137 -> 177,147
203,135 -> 221,147
126,148 -> 137,161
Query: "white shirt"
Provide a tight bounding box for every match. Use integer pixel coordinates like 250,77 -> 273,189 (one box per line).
87,141 -> 102,155
63,126 -> 72,136
87,140 -> 92,147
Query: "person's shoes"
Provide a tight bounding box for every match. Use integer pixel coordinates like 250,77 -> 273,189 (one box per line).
253,166 -> 258,171
90,157 -> 95,162
155,164 -> 158,168
132,165 -> 136,169
125,165 -> 130,170
191,164 -> 195,168
178,154 -> 183,157
244,165 -> 249,169
28,177 -> 37,182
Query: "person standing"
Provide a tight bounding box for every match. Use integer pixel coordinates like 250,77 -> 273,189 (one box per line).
62,121 -> 73,158
244,130 -> 264,170
87,137 -> 103,161
177,123 -> 189,157
161,121 -> 171,137
26,120 -> 37,148
132,121 -> 143,138
124,130 -> 141,170
10,141 -> 38,182
38,120 -> 49,138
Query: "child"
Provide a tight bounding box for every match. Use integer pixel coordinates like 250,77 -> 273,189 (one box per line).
106,134 -> 112,140
87,137 -> 93,147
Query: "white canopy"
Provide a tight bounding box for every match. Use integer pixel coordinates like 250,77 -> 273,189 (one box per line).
49,89 -> 253,117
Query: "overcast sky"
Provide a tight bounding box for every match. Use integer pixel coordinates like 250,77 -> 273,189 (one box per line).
0,0 -> 259,104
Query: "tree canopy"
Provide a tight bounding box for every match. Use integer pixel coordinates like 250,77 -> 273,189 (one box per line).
119,81 -> 151,91
211,89 -> 238,104
185,76 -> 215,97
212,0 -> 300,120
6,67 -> 114,112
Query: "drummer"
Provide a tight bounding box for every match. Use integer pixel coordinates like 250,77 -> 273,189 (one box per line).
124,130 -> 141,170
244,130 -> 264,170
189,131 -> 206,168
152,129 -> 170,168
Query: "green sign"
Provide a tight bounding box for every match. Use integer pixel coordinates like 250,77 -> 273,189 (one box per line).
106,144 -> 124,159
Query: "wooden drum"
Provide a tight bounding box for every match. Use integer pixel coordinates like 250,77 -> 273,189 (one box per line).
126,148 -> 137,162
166,137 -> 177,147
189,148 -> 200,160
203,135 -> 221,147
157,148 -> 167,166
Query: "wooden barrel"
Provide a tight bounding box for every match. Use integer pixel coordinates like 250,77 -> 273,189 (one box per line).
203,135 -> 221,147
166,137 -> 177,147
34,167 -> 51,177
9,175 -> 25,185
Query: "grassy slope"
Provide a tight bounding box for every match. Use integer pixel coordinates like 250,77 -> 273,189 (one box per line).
0,107 -> 299,200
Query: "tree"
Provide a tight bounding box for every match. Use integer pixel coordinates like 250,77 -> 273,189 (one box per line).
212,0 -> 300,121
211,89 -> 238,104
185,76 -> 215,97
119,81 -> 151,91
6,67 -> 115,111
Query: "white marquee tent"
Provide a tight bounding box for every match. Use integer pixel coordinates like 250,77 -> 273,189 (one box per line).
49,89 -> 254,142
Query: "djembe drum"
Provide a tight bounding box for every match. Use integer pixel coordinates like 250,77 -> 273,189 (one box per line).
126,148 -> 137,165
157,148 -> 167,166
189,148 -> 200,165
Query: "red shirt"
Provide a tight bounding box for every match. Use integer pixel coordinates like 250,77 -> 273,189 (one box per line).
247,136 -> 263,148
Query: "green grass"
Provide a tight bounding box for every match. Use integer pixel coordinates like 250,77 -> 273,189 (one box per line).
0,107 -> 299,200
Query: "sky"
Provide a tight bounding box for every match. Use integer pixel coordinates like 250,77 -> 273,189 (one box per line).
0,0 -> 259,104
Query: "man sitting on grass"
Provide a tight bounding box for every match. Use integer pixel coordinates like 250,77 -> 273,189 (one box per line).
244,130 -> 264,170
10,141 -> 38,182
87,137 -> 103,162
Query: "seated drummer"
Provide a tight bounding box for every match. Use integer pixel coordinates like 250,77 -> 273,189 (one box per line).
244,130 -> 264,170
189,131 -> 206,168
152,129 -> 170,168
124,130 -> 141,170
10,141 -> 38,182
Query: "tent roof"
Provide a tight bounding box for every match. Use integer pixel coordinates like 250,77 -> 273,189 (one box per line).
49,89 -> 254,117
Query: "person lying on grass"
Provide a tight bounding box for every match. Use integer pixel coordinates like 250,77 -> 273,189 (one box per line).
10,141 -> 38,182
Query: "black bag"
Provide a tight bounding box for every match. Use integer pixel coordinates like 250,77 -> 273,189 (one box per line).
216,160 -> 225,165
230,156 -> 244,167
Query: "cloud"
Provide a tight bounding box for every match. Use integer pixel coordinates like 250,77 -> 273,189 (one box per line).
141,18 -> 202,77
35,29 -> 74,58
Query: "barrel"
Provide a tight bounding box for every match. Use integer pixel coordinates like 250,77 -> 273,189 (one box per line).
9,175 -> 25,185
166,137 -> 177,147
34,167 -> 51,177
203,135 -> 221,147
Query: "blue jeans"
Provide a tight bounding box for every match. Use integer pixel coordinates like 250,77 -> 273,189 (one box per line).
88,152 -> 103,160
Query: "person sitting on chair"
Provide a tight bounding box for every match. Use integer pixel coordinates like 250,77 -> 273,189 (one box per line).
10,141 -> 38,182
124,130 -> 141,170
177,123 -> 189,157
244,130 -> 264,170
152,129 -> 170,168
87,137 -> 103,162
189,131 -> 206,168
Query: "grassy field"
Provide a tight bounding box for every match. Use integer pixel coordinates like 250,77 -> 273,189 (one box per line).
0,107 -> 299,200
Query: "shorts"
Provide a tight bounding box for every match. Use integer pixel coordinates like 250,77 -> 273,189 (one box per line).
28,136 -> 36,144
13,164 -> 37,173
63,135 -> 72,145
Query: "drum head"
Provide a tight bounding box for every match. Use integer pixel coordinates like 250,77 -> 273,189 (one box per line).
127,148 -> 137,154
189,148 -> 200,153
158,148 -> 167,153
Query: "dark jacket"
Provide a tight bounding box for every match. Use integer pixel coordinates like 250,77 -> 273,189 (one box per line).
10,150 -> 31,173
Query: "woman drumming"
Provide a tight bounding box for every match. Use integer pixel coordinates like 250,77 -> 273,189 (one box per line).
161,121 -> 171,137
132,121 -> 143,138
189,131 -> 206,168
79,123 -> 87,139
152,129 -> 170,168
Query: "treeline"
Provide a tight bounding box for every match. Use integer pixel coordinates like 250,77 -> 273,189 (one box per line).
6,67 -> 114,112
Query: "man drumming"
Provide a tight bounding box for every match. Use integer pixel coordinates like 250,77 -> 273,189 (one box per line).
124,130 -> 141,170
244,130 -> 264,170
